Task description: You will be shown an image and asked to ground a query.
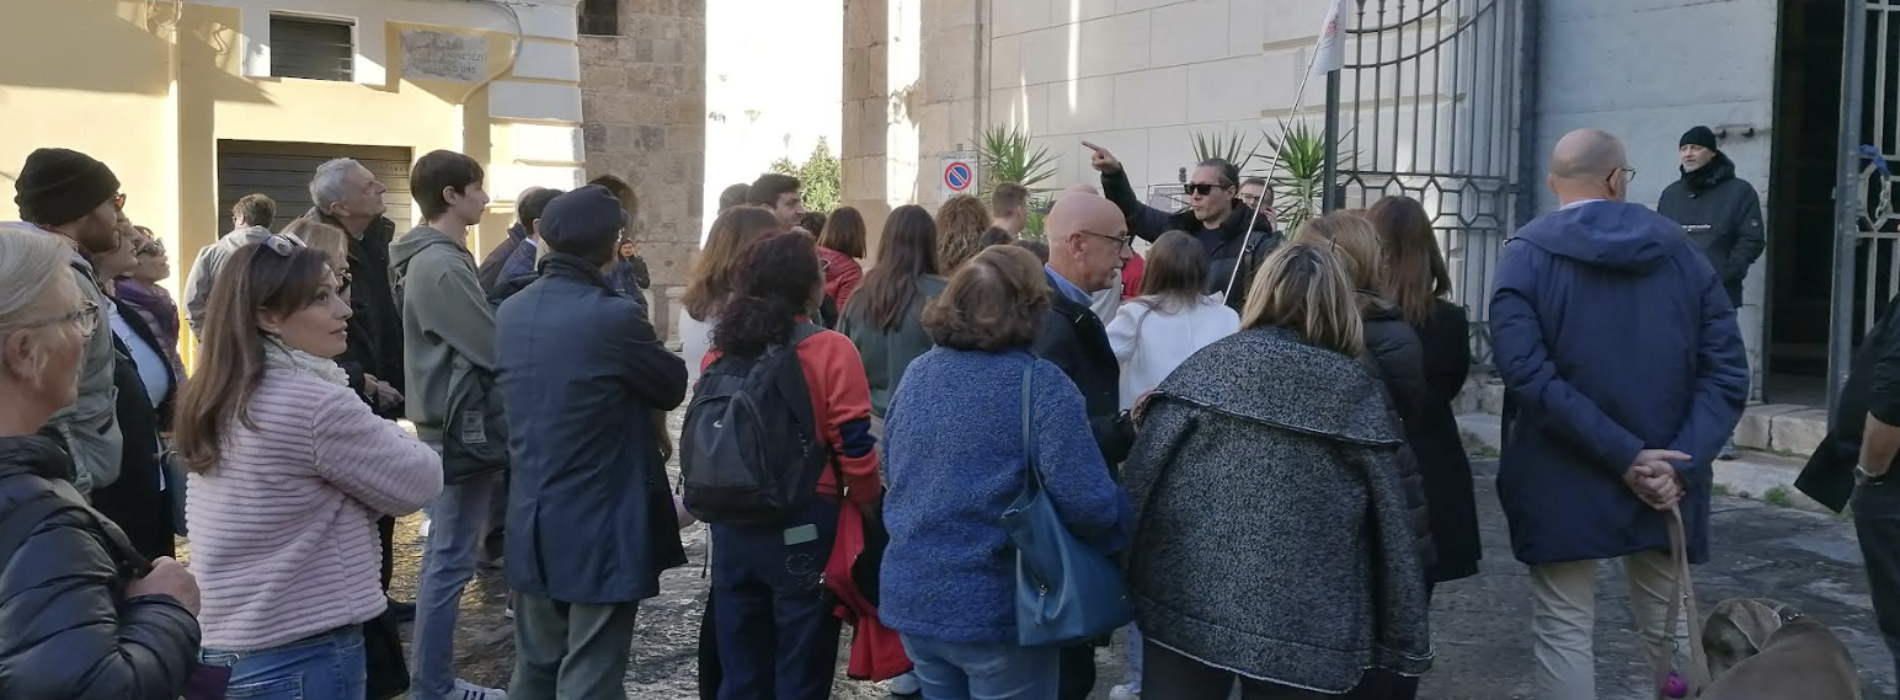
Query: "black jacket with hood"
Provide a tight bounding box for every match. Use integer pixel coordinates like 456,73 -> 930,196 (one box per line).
1099,168 -> 1281,314
1656,152 -> 1765,307
1360,297 -> 1437,576
0,432 -> 200,700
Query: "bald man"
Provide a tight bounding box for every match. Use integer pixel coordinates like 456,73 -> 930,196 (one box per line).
1032,190 -> 1134,700
1490,128 -> 1748,700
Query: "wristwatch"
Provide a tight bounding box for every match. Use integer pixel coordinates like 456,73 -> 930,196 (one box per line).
1857,465 -> 1889,486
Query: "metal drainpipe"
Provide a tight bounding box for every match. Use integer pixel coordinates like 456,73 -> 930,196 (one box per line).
1828,1 -> 1869,416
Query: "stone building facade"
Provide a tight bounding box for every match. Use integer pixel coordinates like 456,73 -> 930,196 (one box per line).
580,0 -> 708,340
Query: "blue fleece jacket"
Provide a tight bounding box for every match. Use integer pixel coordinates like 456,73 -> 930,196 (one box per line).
877,347 -> 1133,643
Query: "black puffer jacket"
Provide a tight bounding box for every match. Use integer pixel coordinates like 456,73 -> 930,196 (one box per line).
1100,168 -> 1281,314
0,433 -> 199,700
1656,152 -> 1765,307
1361,297 -> 1437,574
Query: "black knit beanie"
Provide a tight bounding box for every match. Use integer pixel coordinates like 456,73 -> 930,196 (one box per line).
1679,126 -> 1719,151
14,148 -> 119,226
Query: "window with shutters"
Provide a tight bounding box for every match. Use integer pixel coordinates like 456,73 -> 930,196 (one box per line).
579,0 -> 619,36
270,15 -> 355,82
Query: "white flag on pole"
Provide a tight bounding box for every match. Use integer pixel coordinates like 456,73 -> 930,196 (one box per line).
1312,0 -> 1350,77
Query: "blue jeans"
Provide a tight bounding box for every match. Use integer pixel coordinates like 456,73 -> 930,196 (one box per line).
900,634 -> 1060,700
410,457 -> 501,699
200,625 -> 366,699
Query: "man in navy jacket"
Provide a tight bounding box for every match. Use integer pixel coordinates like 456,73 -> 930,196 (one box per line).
495,186 -> 690,698
1490,128 -> 1748,700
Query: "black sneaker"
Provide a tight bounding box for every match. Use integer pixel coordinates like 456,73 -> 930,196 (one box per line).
386,598 -> 416,622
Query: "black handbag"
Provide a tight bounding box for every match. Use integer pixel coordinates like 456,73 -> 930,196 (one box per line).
364,603 -> 409,700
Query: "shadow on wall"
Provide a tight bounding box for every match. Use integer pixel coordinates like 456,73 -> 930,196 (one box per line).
0,0 -> 275,107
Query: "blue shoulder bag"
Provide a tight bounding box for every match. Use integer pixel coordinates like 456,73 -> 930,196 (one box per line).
1001,362 -> 1135,646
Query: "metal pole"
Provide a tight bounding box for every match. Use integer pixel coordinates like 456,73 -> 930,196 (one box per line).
1827,0 -> 1868,416
1323,70 -> 1342,214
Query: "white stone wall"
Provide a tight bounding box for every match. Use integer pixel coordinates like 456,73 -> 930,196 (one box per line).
1532,0 -> 1779,402
985,0 -> 1326,202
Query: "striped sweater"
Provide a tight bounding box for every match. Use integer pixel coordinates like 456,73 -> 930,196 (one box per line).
186,369 -> 442,651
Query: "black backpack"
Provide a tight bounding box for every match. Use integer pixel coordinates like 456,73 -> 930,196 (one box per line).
680,323 -> 829,525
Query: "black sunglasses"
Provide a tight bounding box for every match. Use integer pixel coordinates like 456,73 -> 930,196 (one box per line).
1185,182 -> 1231,197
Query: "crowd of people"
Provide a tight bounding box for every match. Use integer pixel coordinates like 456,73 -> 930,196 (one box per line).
0,124 -> 1766,700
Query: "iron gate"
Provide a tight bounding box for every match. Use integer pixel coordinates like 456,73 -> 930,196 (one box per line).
1329,0 -> 1528,366
1851,1 -> 1900,332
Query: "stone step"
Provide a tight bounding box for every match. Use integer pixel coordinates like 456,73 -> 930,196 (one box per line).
1455,413 -> 1832,513
1457,376 -> 1827,461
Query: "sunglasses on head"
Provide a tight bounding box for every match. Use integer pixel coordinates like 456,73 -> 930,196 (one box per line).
1185,182 -> 1230,197
135,239 -> 165,257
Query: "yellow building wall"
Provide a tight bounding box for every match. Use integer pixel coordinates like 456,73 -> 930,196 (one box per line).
0,0 -> 579,368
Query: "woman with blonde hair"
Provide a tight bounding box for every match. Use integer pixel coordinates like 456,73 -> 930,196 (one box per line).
1121,242 -> 1430,698
175,237 -> 441,698
0,225 -> 204,700
935,194 -> 992,273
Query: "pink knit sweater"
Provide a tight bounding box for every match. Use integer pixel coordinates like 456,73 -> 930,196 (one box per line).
186,369 -> 442,651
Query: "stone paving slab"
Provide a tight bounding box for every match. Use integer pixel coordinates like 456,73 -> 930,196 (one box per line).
425,405 -> 1891,699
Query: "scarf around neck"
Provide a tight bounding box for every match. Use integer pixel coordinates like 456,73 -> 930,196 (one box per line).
262,338 -> 350,387
1678,151 -> 1736,195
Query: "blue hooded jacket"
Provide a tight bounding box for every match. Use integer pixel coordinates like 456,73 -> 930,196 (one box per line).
1489,201 -> 1747,565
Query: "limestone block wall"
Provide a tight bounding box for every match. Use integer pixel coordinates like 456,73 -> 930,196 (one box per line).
580,0 -> 708,341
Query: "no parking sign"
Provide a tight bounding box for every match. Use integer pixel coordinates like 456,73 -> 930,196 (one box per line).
938,151 -> 980,200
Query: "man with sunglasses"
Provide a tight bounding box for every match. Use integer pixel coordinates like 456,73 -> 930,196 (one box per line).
9,147 -> 126,496
1085,142 -> 1280,315
1489,128 -> 1747,699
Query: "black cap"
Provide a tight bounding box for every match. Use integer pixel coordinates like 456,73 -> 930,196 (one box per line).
539,185 -> 628,256
1680,126 -> 1719,151
14,148 -> 119,226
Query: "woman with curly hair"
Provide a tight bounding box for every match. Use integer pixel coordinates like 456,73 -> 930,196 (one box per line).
935,194 -> 993,273
701,232 -> 883,699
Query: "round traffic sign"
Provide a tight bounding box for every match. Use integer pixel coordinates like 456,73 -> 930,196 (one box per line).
944,161 -> 974,192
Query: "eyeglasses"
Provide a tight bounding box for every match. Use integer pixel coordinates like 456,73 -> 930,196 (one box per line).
1185,183 -> 1230,197
335,270 -> 354,296
1238,192 -> 1261,205
19,300 -> 101,338
135,239 -> 166,257
1080,230 -> 1134,250
1608,167 -> 1637,184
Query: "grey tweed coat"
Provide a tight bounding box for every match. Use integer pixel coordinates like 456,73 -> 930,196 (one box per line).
1122,326 -> 1434,692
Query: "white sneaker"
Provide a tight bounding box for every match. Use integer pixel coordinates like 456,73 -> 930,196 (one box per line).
1109,684 -> 1141,700
888,671 -> 921,696
504,604 -> 515,619
451,679 -> 506,700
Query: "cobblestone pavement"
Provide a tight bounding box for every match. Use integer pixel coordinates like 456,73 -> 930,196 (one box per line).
415,447 -> 1894,699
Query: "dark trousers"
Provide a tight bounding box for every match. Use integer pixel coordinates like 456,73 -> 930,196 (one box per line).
1339,581 -> 1433,700
710,499 -> 842,700
379,515 -> 396,591
698,595 -> 721,700
1855,481 -> 1900,694
1058,645 -> 1096,700
1143,638 -> 1322,700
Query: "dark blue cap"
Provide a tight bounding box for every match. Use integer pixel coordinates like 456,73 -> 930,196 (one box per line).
539,185 -> 628,255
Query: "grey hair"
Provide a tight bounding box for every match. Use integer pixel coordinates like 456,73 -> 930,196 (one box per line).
310,158 -> 366,214
0,223 -> 79,339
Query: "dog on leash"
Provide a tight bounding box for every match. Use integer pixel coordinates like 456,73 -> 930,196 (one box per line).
1697,597 -> 1859,699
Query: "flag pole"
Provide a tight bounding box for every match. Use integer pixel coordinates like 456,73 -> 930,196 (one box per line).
1222,0 -> 1349,301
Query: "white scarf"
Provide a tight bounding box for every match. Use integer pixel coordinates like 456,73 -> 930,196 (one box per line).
261,337 -> 350,387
